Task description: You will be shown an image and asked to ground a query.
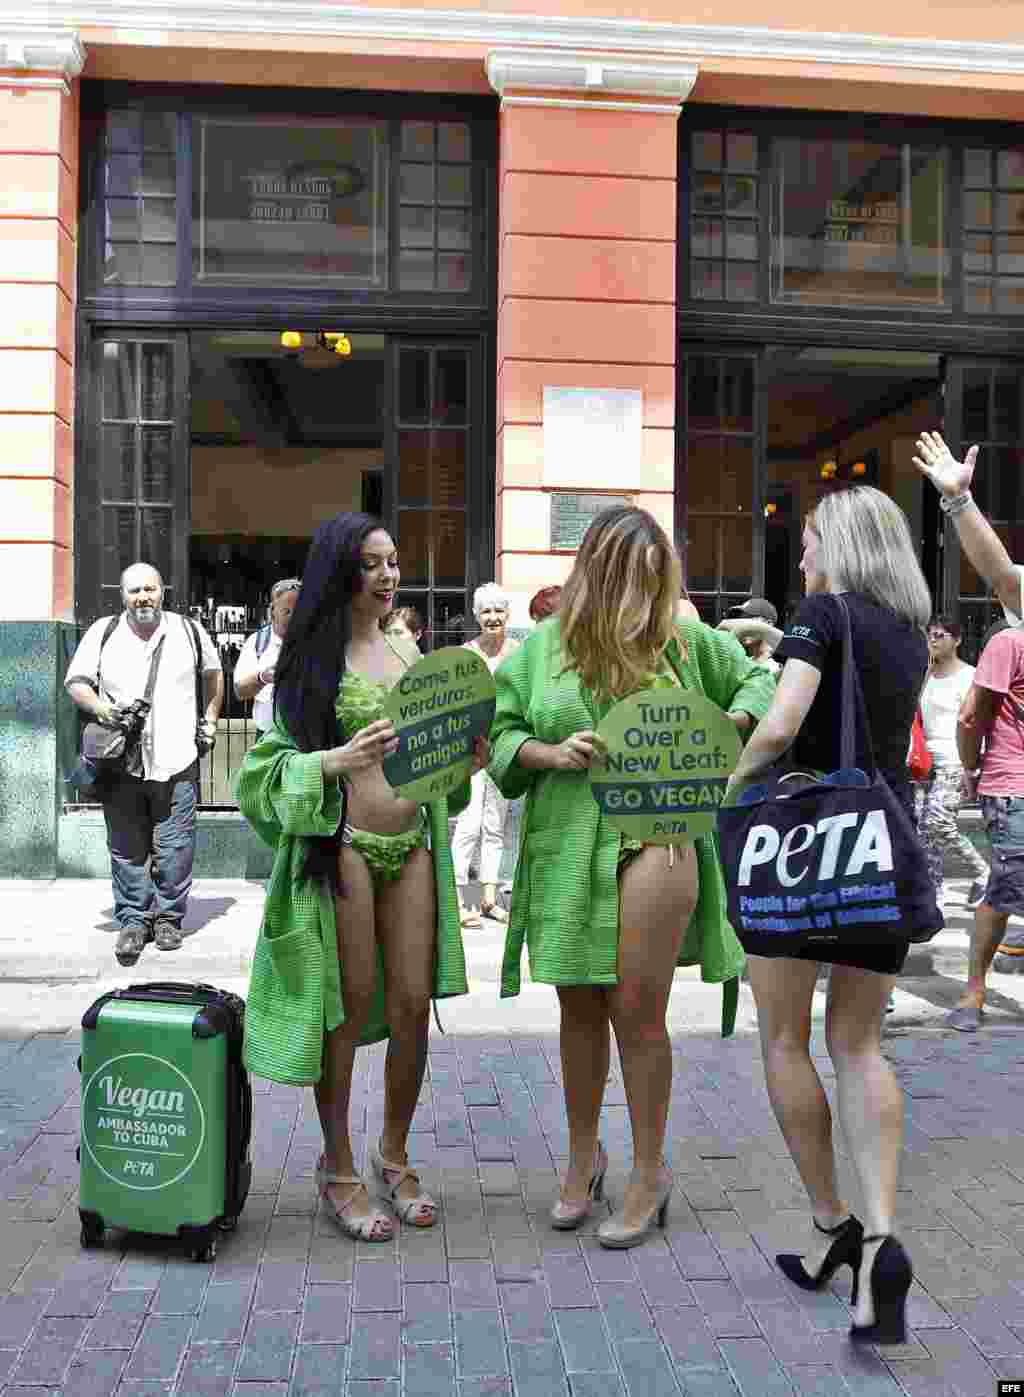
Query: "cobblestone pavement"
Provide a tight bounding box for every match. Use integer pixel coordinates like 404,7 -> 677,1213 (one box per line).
2,877 -> 1024,1394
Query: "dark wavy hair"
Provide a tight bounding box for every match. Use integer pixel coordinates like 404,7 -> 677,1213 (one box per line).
273,511 -> 385,889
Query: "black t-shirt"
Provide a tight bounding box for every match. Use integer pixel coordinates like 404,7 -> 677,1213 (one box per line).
775,592 -> 928,787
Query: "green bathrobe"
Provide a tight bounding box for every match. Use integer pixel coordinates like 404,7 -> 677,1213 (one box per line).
488,618 -> 775,1035
235,722 -> 469,1086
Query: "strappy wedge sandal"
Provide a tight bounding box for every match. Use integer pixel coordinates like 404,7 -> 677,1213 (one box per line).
315,1157 -> 393,1242
371,1140 -> 439,1228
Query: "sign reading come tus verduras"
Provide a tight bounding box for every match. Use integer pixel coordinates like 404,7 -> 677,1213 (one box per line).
382,647 -> 496,804
590,689 -> 742,844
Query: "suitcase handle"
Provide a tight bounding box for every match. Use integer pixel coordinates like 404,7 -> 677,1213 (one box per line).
123,981 -> 220,1000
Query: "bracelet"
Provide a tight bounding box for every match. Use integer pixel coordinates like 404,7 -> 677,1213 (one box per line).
939,490 -> 973,517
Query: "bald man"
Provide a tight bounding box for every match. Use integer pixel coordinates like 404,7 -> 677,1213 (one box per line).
66,564 -> 223,966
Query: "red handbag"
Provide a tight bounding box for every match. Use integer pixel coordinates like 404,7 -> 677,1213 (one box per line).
907,708 -> 933,782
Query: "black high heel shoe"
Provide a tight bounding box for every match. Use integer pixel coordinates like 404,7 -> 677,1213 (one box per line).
777,1215 -> 864,1302
849,1234 -> 912,1345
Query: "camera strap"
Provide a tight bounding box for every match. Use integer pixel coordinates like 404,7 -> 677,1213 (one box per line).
142,634 -> 166,707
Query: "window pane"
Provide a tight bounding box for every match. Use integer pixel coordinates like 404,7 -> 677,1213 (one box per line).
438,124 -> 470,162
140,508 -> 173,582
691,261 -> 723,299
964,149 -> 991,186
101,424 -> 136,499
723,515 -> 754,593
965,279 -> 993,313
141,152 -> 175,197
432,431 -> 467,507
400,205 -> 434,248
693,174 -> 723,214
726,132 -> 757,173
106,198 -> 140,243
964,233 -> 992,272
964,191 -> 992,228
141,427 -> 173,501
104,242 -> 141,285
139,244 -> 177,285
432,592 -> 467,647
398,432 -> 430,504
684,514 -> 718,591
400,163 -> 435,203
726,220 -> 757,260
997,193 -> 1024,231
771,139 -> 948,308
401,122 -> 435,160
106,110 -> 142,150
726,262 -> 757,301
142,111 -> 176,151
997,150 -> 1024,188
437,252 -> 470,292
106,153 -> 142,197
687,357 -> 721,427
435,351 -> 468,425
437,166 -> 471,205
140,343 -> 173,420
726,176 -> 757,216
962,368 -> 990,441
103,506 -> 136,586
438,208 -> 471,250
398,249 -> 434,290
996,281 -> 1024,315
194,116 -> 390,288
434,510 -> 465,586
722,360 -> 754,431
691,218 -> 722,258
692,132 -> 723,170
140,198 -> 176,241
397,510 -> 429,586
103,343 -> 137,421
398,349 -> 430,424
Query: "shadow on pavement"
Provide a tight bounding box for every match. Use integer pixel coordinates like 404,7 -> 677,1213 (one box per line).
95,894 -> 237,937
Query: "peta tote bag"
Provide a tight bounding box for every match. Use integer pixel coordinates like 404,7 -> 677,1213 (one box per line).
716,597 -> 942,959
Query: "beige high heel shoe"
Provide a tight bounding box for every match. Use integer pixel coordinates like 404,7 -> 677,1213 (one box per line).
315,1158 -> 393,1242
597,1175 -> 672,1249
550,1142 -> 608,1230
371,1140 -> 439,1228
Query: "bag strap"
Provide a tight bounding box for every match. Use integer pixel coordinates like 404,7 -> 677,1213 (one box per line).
141,634 -> 166,705
255,623 -> 272,658
834,595 -> 878,774
94,615 -> 120,693
184,616 -> 205,718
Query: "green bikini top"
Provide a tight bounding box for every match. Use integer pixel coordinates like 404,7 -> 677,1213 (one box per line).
335,632 -> 414,736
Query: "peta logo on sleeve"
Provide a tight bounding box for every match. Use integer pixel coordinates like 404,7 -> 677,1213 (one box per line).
737,810 -> 892,888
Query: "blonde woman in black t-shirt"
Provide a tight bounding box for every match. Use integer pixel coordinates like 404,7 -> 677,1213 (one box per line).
726,486 -> 930,1345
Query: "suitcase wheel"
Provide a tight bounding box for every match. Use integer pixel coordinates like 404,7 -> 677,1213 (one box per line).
192,1237 -> 218,1263
217,1215 -> 239,1234
80,1219 -> 105,1249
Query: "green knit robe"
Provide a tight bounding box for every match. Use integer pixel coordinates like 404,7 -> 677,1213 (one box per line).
235,722 -> 469,1086
488,618 -> 776,1035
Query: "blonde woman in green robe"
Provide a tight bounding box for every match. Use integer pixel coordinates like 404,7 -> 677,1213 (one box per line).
489,506 -> 774,1249
236,513 -> 484,1244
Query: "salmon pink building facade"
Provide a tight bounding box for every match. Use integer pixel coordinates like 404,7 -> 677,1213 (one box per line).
2,3 -> 1024,874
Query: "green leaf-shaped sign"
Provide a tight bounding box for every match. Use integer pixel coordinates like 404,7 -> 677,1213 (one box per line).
590,688 -> 741,843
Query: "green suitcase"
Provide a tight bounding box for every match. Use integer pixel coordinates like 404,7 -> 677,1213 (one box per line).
78,981 -> 252,1262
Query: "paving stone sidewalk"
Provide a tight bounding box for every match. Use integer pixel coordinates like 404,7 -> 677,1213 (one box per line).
2,1017 -> 1024,1396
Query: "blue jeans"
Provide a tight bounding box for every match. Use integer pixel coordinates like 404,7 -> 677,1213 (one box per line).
102,762 -> 198,929
980,794 -> 1024,916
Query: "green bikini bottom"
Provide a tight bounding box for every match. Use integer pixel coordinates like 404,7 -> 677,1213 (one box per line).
342,813 -> 428,888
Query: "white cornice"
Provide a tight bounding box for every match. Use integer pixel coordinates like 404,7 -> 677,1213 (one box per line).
487,52 -> 697,104
1,4 -> 1024,80
0,27 -> 84,76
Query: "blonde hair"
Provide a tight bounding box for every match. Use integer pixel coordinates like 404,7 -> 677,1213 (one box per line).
560,505 -> 683,701
809,486 -> 931,629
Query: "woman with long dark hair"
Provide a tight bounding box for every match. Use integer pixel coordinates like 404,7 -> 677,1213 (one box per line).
237,513 -> 481,1242
489,506 -> 774,1248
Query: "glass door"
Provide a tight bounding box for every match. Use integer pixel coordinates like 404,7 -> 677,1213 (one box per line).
944,358 -> 1024,657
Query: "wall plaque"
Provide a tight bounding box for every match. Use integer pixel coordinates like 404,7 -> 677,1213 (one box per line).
550,493 -> 631,552
542,387 -> 642,489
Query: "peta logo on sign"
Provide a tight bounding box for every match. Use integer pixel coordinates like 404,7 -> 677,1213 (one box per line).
737,810 -> 892,888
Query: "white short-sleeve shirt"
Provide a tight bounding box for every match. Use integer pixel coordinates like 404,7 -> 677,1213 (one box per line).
65,612 -> 222,782
234,627 -> 282,730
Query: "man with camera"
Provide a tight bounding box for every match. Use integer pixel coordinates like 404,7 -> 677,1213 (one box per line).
65,563 -> 224,967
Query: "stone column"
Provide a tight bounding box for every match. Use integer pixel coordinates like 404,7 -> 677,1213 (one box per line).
0,29 -> 84,876
488,52 -> 695,594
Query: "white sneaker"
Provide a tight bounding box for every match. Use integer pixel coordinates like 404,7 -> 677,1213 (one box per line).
966,877 -> 989,909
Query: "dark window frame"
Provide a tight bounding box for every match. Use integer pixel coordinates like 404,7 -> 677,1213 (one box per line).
79,80 -> 498,321
680,105 -> 1024,351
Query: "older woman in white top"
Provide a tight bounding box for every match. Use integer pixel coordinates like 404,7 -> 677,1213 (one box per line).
451,583 -> 519,926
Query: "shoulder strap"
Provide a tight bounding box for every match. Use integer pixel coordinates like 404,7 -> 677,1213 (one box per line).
142,635 -> 166,704
184,616 -> 204,716
834,595 -> 877,773
95,615 -> 120,690
255,623 -> 272,657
